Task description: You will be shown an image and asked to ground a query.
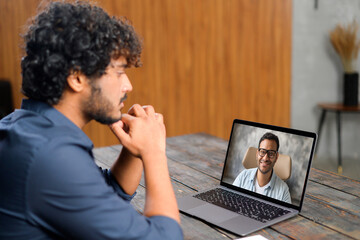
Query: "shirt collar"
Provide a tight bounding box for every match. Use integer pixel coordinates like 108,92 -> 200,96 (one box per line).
268,169 -> 278,190
21,99 -> 93,149
250,168 -> 276,190
249,168 -> 257,184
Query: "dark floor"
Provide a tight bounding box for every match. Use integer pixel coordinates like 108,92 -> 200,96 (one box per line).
312,155 -> 360,181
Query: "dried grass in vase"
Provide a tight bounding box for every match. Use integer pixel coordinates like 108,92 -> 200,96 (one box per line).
330,20 -> 360,73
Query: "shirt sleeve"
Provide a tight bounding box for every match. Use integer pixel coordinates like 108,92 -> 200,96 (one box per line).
233,169 -> 252,190
26,140 -> 183,240
233,173 -> 241,186
101,168 -> 136,203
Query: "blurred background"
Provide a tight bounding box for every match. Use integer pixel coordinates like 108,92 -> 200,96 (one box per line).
0,0 -> 359,179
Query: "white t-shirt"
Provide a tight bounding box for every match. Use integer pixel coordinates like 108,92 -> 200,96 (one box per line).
255,178 -> 271,195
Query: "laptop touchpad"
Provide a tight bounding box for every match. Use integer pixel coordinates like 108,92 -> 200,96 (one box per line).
188,204 -> 238,223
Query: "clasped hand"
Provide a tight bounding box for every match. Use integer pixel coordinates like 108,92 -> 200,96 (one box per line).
110,104 -> 166,161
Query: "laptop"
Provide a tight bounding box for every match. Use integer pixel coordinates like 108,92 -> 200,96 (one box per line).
177,119 -> 317,236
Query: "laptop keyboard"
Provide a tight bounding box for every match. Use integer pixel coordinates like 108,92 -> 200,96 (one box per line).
194,188 -> 290,223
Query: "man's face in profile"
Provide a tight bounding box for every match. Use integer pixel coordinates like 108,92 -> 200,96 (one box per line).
83,57 -> 133,124
256,139 -> 278,175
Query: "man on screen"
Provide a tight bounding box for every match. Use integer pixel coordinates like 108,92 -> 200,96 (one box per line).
233,132 -> 291,203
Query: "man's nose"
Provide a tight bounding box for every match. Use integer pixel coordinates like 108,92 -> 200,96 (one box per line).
123,74 -> 133,92
264,153 -> 271,160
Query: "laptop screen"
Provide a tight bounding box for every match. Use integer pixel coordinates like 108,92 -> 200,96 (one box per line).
221,119 -> 316,210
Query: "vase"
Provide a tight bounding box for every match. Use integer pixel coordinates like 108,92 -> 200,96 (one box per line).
343,72 -> 359,106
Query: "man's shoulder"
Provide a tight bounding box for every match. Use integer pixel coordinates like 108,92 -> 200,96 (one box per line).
1,110 -> 93,169
3,109 -> 89,145
240,168 -> 257,175
238,168 -> 257,179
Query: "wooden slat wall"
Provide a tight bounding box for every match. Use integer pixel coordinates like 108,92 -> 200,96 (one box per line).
0,0 -> 292,147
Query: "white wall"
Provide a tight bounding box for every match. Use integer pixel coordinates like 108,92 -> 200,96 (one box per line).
292,0 -> 360,160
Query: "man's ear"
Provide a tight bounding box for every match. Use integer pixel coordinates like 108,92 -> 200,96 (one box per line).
66,71 -> 87,92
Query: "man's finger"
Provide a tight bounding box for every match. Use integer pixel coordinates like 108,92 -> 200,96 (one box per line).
143,105 -> 156,117
128,104 -> 146,117
109,119 -> 124,130
109,119 -> 131,146
155,113 -> 164,123
119,113 -> 134,125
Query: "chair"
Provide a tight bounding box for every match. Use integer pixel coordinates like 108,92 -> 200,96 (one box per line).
0,79 -> 13,119
242,147 -> 292,180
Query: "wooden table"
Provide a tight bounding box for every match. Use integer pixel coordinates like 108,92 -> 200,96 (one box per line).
317,103 -> 360,174
94,133 -> 360,240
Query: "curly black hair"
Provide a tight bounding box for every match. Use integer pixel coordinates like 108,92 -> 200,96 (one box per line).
21,1 -> 142,105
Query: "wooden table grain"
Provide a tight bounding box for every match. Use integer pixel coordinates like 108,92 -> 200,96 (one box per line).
93,133 -> 360,240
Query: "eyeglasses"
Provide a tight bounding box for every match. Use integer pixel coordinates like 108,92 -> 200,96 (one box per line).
258,148 -> 277,159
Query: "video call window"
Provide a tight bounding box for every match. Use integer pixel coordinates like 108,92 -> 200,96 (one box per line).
222,123 -> 314,207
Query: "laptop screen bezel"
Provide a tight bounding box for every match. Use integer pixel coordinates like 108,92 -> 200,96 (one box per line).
220,119 -> 317,212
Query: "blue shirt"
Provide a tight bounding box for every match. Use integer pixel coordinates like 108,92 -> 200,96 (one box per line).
0,99 -> 183,240
233,168 -> 291,204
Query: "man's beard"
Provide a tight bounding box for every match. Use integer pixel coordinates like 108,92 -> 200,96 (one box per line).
83,83 -> 126,124
258,166 -> 272,175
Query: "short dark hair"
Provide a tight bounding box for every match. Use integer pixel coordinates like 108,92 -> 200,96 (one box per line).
258,132 -> 279,151
21,1 -> 142,105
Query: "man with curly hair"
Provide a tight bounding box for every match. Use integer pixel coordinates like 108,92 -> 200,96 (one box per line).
0,1 -> 182,239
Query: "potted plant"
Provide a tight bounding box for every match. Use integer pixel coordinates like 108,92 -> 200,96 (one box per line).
330,20 -> 360,106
